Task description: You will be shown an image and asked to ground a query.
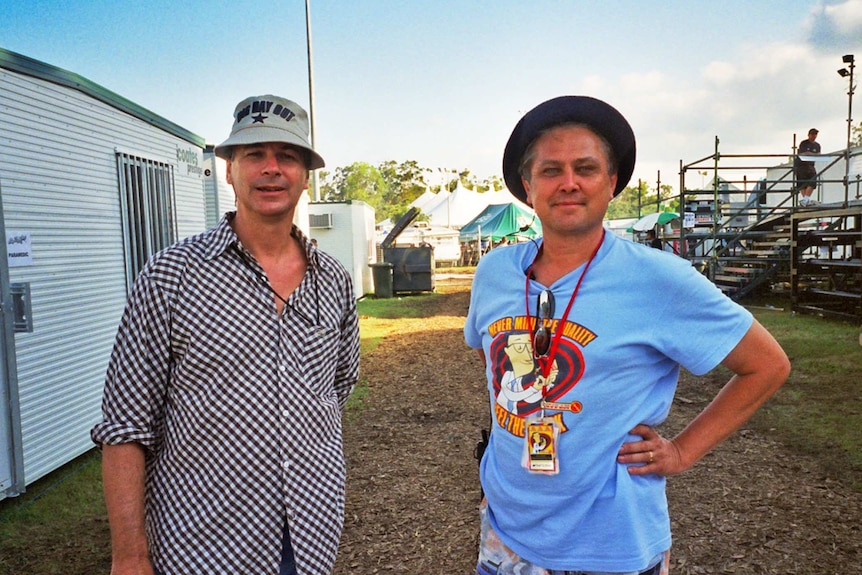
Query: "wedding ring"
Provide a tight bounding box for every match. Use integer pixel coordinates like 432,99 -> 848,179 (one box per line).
648,451 -> 654,463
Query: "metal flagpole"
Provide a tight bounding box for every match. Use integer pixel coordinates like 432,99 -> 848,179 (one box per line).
305,0 -> 319,201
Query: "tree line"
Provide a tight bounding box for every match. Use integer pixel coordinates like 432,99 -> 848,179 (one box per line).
317,118 -> 862,225
316,160 -> 670,224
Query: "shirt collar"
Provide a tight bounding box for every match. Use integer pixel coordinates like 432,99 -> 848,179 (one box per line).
204,212 -> 321,269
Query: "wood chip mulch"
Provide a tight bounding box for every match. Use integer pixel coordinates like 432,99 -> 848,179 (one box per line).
333,282 -> 861,575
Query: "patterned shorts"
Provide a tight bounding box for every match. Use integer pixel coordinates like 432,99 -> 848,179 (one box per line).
476,501 -> 670,575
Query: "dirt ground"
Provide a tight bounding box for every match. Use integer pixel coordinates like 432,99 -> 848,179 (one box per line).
333,280 -> 862,575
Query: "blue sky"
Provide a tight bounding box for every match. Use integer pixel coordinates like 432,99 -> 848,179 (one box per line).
2,0 -> 861,191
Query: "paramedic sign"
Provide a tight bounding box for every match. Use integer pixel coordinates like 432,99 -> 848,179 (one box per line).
7,231 -> 32,267
177,145 -> 203,178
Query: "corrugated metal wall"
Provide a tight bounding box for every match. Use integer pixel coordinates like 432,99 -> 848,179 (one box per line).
0,67 -> 206,487
202,150 -> 235,228
203,153 -> 220,228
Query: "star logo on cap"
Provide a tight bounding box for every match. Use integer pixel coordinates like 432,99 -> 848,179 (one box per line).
252,113 -> 267,123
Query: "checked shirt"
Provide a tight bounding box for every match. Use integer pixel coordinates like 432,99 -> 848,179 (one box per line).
91,213 -> 360,575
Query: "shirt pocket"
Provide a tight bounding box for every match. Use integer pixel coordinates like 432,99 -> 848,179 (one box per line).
290,323 -> 342,399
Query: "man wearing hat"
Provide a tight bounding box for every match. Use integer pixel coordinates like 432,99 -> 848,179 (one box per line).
465,96 -> 789,574
93,95 -> 359,575
795,128 -> 821,206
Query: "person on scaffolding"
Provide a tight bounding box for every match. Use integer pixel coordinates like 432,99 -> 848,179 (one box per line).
795,128 -> 821,206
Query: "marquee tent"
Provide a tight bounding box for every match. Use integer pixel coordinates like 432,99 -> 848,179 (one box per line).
419,188 -> 449,216
459,203 -> 541,243
425,182 -> 490,228
409,187 -> 439,212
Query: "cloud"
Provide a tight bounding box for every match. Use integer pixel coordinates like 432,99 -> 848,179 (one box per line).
807,0 -> 862,49
587,34 -> 859,189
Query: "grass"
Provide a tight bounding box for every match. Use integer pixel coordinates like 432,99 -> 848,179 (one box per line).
0,450 -> 109,574
348,292 -> 450,420
0,292 -> 860,573
742,304 -> 862,489
356,291 -> 446,354
357,291 -> 445,320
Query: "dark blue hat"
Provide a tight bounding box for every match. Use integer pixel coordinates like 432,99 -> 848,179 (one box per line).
503,95 -> 636,202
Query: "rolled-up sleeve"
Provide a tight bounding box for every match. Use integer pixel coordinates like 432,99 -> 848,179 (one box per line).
91,272 -> 172,449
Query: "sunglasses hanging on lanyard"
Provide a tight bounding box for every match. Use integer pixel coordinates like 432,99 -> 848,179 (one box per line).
522,230 -> 604,473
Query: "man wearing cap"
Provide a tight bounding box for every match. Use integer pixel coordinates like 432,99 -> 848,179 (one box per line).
92,95 -> 359,575
465,96 -> 789,574
795,128 -> 821,206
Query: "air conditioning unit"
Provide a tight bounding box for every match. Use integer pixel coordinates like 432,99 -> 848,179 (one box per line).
309,213 -> 334,229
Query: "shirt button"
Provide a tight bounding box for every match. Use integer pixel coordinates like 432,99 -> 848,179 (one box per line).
282,410 -> 290,418
282,460 -> 290,471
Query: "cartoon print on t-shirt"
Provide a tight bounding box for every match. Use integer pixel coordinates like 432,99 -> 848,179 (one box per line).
487,316 -> 595,437
497,333 -> 542,413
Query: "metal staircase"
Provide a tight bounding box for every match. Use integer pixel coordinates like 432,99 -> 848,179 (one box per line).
790,204 -> 862,321
671,144 -> 862,320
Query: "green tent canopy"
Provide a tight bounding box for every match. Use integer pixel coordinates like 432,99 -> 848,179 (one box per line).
459,203 -> 542,243
626,211 -> 680,233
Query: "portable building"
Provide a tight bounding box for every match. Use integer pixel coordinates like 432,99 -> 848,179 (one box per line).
0,48 -> 210,499
307,201 -> 375,297
202,146 -> 237,229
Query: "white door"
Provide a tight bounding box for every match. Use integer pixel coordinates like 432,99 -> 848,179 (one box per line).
0,188 -> 23,499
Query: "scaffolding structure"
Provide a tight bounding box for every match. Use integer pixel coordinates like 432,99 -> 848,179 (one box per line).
669,138 -> 862,321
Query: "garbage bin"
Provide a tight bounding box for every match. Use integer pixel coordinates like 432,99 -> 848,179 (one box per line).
370,262 -> 394,299
383,246 -> 435,293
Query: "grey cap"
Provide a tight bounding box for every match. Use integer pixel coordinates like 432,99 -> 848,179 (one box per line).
214,95 -> 324,169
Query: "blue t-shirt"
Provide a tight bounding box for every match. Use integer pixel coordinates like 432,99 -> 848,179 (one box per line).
464,231 -> 753,572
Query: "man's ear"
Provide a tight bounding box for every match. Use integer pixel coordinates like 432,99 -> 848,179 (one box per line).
225,160 -> 234,185
608,173 -> 618,201
522,177 -> 533,207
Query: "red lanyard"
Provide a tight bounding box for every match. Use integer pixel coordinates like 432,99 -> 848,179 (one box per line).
524,230 -> 605,380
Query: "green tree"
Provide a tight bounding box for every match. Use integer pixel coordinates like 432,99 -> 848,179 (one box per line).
429,169 -> 505,195
606,185 -> 639,219
606,181 -> 678,221
461,171 -> 505,193
852,120 -> 862,147
486,175 -> 505,192
320,161 -> 388,210
378,160 -> 430,222
658,184 -> 679,212
318,160 -> 440,223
